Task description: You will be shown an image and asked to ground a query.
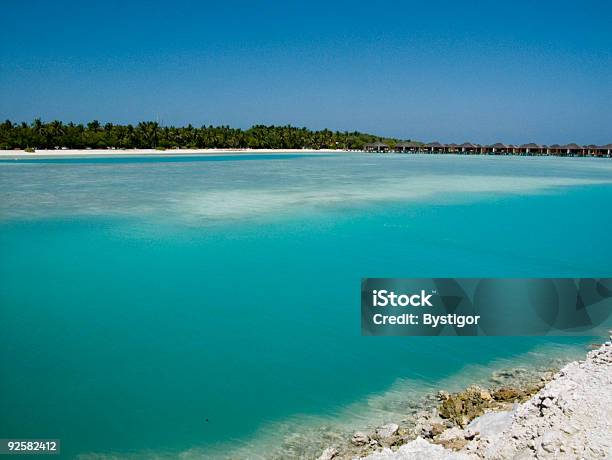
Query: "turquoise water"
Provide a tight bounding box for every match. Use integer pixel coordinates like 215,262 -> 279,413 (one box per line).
1,154 -> 611,459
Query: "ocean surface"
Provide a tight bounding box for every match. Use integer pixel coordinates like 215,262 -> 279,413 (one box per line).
1,153 -> 611,459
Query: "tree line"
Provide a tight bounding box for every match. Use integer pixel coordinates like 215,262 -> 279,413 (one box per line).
0,119 -> 405,151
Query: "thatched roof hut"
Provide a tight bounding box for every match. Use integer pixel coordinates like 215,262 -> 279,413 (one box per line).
483,142 -> 509,154
424,141 -> 446,152
394,141 -> 420,152
517,143 -> 545,154
445,143 -> 459,152
364,142 -> 389,152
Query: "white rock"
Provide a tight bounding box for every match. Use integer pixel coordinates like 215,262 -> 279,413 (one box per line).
359,437 -> 472,460
481,340 -> 612,459
375,423 -> 399,439
361,340 -> 612,460
317,446 -> 338,460
540,431 -> 557,453
466,409 -> 514,439
540,397 -> 554,408
351,432 -> 369,446
437,426 -> 465,442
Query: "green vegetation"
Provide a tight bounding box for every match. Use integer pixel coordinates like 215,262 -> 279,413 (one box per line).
0,119 -> 405,151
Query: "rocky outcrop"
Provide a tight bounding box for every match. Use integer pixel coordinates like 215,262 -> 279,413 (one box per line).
438,386 -> 492,427
360,437 -> 472,460
472,339 -> 612,459
359,334 -> 612,459
317,447 -> 339,460
375,423 -> 399,439
350,432 -> 369,447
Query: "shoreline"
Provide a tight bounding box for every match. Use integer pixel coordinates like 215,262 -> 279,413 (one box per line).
316,334 -> 612,460
1,148 -> 611,161
210,340 -> 591,460
0,148 -> 339,160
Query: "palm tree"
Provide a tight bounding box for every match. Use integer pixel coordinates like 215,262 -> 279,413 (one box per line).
137,121 -> 159,148
48,120 -> 65,147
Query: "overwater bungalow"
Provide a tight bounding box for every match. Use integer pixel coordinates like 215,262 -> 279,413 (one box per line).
394,141 -> 420,153
518,142 -> 542,155
375,139 -> 610,157
504,144 -> 517,154
519,143 -> 545,155
364,142 -> 389,153
586,145 -> 599,156
459,142 -> 478,154
484,143 -> 509,154
561,143 -> 584,156
424,141 -> 446,153
595,144 -> 612,157
445,143 -> 459,153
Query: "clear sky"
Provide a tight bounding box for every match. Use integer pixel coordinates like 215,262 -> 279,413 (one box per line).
1,0 -> 610,144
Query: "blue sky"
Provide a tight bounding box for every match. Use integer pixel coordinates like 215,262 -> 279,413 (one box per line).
1,0 -> 610,144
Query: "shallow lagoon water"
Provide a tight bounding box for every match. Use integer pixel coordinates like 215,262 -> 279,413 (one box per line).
0,154 -> 611,459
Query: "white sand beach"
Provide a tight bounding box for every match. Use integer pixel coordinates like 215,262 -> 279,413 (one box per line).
0,148 -> 340,159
